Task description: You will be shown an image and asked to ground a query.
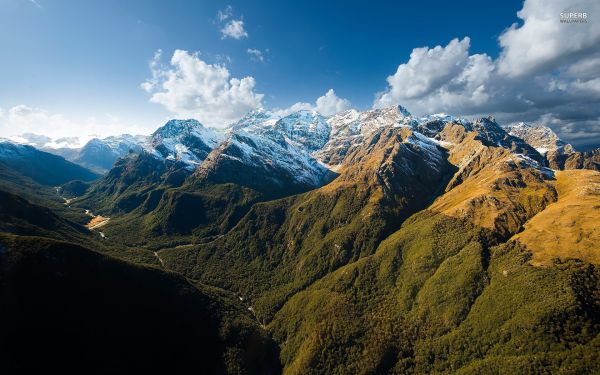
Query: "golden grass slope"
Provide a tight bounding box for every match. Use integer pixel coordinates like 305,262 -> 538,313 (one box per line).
512,169 -> 600,266
429,123 -> 556,237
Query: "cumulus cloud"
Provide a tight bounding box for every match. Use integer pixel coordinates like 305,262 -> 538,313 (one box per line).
497,0 -> 600,77
276,89 -> 352,117
374,0 -> 600,148
247,48 -> 264,62
0,105 -> 150,143
315,89 -> 353,116
216,5 -> 248,40
383,37 -> 471,100
141,49 -> 264,127
375,37 -> 495,115
221,19 -> 248,40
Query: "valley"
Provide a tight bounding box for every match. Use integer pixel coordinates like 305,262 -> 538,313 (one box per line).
1,106 -> 599,374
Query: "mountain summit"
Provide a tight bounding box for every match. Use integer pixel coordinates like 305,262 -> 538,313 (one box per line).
148,119 -> 224,168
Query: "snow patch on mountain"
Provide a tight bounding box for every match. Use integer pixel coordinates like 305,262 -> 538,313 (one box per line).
147,119 -> 225,169
231,128 -> 329,187
275,110 -> 331,152
406,131 -> 448,173
505,122 -> 570,155
418,113 -> 470,126
315,105 -> 417,165
229,109 -> 280,131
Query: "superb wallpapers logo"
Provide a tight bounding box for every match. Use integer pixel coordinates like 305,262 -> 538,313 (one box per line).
560,11 -> 588,23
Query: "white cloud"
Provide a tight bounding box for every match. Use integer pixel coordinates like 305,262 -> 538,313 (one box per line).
374,0 -> 600,148
221,19 -> 248,40
276,89 -> 352,117
217,5 -> 232,22
140,49 -> 163,92
374,37 -> 495,114
5,105 -> 70,131
216,5 -> 248,40
141,49 -> 264,127
381,37 -> 471,100
315,89 -> 352,116
275,102 -> 313,117
497,0 -> 600,77
247,48 -> 264,62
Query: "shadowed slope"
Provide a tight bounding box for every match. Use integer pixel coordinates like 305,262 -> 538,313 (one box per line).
0,234 -> 281,375
0,191 -> 281,374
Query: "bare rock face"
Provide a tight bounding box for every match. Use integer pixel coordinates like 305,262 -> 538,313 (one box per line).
547,148 -> 600,171
472,117 -> 545,165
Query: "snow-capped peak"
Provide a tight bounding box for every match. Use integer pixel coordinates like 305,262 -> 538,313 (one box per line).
504,121 -> 569,154
151,119 -> 220,147
274,110 -> 331,151
418,113 -> 470,126
229,109 -> 280,131
147,119 -> 225,169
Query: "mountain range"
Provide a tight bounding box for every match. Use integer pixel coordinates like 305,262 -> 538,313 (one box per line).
1,105 -> 599,374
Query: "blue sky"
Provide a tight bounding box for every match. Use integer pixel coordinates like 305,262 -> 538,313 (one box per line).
1,0 -> 599,149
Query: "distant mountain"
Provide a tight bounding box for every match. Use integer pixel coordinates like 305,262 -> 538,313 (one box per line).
505,122 -> 570,155
274,110 -> 331,152
77,119 -> 225,215
81,112 -> 335,242
504,122 -> 600,171
229,109 -> 280,130
317,105 -> 416,165
73,134 -> 147,173
6,133 -> 149,174
0,140 -> 99,185
78,106 -> 600,247
469,116 -> 545,164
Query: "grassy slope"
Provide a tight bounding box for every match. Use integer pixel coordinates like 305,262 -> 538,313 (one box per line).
0,183 -> 158,266
429,123 -> 557,238
71,151 -> 275,249
267,212 -> 599,374
512,169 -> 600,266
96,182 -> 264,249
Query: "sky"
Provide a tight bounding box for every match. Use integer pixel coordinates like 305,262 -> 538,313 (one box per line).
1,0 -> 599,149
